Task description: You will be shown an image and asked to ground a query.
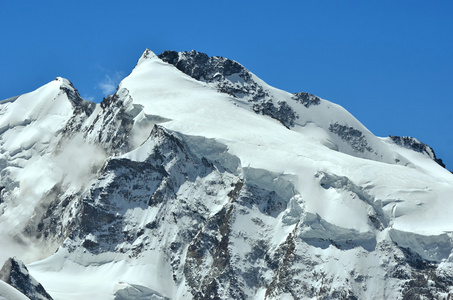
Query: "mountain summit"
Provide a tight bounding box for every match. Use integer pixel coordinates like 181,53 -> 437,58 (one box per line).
0,49 -> 452,299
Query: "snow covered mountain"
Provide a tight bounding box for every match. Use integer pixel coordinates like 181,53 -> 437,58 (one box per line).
1,49 -> 452,299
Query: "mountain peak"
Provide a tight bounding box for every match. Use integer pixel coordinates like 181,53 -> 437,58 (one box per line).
1,48 -> 453,300
54,76 -> 77,92
135,48 -> 158,67
54,76 -> 67,83
53,77 -> 95,115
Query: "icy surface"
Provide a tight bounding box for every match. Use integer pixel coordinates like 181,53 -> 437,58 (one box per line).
0,280 -> 29,300
0,49 -> 452,299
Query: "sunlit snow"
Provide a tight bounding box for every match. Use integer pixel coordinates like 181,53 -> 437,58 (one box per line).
0,49 -> 452,299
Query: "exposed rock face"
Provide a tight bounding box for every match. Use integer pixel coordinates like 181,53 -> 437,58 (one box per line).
329,122 -> 373,153
390,135 -> 446,168
252,100 -> 297,128
0,49 -> 452,299
58,78 -> 95,117
87,88 -> 139,154
292,92 -> 321,108
0,258 -> 53,300
158,50 -> 302,128
158,50 -> 243,81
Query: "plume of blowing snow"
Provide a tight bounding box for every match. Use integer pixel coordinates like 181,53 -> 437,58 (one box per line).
54,134 -> 107,189
0,134 -> 108,266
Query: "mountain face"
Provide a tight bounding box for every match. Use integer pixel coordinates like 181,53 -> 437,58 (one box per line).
0,257 -> 53,300
1,49 -> 453,300
389,135 -> 446,169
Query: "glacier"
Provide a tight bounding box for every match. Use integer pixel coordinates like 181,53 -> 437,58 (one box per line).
0,49 -> 452,299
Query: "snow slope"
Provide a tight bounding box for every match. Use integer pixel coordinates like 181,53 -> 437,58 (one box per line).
0,49 -> 452,299
120,50 -> 453,235
0,281 -> 29,300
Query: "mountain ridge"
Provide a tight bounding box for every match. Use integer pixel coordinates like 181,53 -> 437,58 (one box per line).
0,49 -> 452,299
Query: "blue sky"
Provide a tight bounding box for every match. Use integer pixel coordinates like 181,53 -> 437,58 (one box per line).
1,1 -> 452,169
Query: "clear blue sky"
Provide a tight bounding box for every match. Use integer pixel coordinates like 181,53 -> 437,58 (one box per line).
1,1 -> 452,169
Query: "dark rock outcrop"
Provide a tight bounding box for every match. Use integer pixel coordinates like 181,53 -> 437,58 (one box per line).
390,135 -> 447,169
329,123 -> 373,153
292,92 -> 321,108
0,257 -> 53,300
